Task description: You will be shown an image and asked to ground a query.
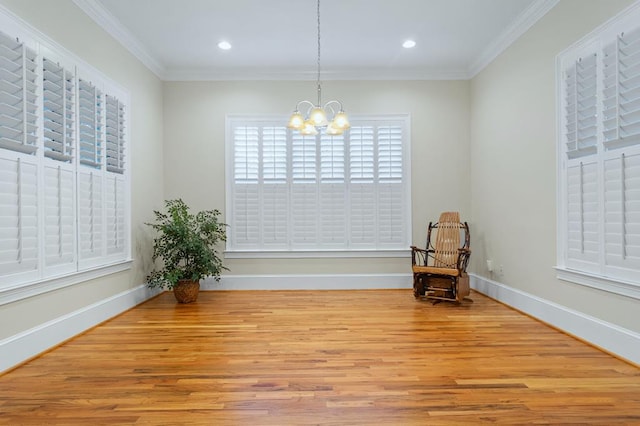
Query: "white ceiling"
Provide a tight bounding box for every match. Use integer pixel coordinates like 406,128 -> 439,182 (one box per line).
73,0 -> 558,81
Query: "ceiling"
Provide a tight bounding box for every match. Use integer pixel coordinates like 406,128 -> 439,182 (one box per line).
73,0 -> 558,81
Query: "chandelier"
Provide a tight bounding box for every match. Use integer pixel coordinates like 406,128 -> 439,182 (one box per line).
287,0 -> 350,136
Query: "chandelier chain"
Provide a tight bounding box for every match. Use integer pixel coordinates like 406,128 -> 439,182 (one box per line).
287,0 -> 349,135
316,0 -> 321,105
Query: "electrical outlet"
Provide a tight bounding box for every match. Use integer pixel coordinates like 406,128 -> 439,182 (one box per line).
486,260 -> 493,272
499,264 -> 504,276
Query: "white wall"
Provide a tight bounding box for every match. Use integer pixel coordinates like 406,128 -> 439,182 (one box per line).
469,0 -> 639,333
0,0 -> 164,340
163,80 -> 471,276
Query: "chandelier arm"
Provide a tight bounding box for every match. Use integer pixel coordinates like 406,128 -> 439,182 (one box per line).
323,100 -> 344,116
295,100 -> 316,115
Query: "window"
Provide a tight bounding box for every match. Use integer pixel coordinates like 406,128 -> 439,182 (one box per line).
557,4 -> 640,299
0,13 -> 131,298
226,115 -> 411,256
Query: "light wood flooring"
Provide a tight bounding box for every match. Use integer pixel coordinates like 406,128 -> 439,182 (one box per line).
1,290 -> 639,425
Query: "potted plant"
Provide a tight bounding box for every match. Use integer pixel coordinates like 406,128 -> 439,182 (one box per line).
146,199 -> 228,303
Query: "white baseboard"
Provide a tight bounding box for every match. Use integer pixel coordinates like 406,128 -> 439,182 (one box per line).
205,273 -> 414,290
470,273 -> 640,365
0,284 -> 161,374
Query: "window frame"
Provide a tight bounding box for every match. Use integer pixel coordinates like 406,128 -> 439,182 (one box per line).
555,2 -> 640,300
0,7 -> 132,305
225,114 -> 412,258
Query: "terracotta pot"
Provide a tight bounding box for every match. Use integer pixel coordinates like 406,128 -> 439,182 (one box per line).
173,279 -> 200,303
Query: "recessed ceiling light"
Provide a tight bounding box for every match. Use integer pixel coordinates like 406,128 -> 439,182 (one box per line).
402,40 -> 416,49
218,41 -> 232,50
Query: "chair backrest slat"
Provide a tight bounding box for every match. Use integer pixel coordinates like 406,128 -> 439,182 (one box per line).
433,211 -> 460,268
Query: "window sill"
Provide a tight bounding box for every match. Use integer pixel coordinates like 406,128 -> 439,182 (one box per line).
555,267 -> 640,301
224,249 -> 410,259
0,260 -> 133,306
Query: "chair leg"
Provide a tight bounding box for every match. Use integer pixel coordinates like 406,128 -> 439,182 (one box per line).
413,275 -> 424,298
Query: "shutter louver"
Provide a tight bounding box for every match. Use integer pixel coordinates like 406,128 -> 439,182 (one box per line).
291,183 -> 318,247
232,126 -> 259,247
105,94 -> 125,173
78,170 -> 103,265
377,126 -> 404,246
262,183 -> 288,247
604,151 -> 640,277
43,164 -> 74,273
565,54 -> 598,158
320,134 -> 345,246
42,58 -> 74,162
349,126 -> 374,181
0,156 -> 38,281
603,28 -> 640,150
349,126 -> 376,246
78,79 -> 103,169
262,126 -> 286,181
262,127 -> 288,247
232,184 -> 259,247
566,161 -> 600,271
292,133 -> 316,182
291,133 -> 317,247
105,174 -> 125,256
319,183 -> 345,246
0,31 -> 38,155
234,126 -> 259,183
350,183 -> 376,246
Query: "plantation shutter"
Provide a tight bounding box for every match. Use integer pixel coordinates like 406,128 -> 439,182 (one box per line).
0,30 -> 39,285
227,116 -> 409,253
261,126 -> 288,248
600,25 -> 640,280
559,8 -> 640,291
0,155 -> 38,285
105,94 -> 125,174
43,164 -> 75,275
78,170 -> 103,267
78,78 -> 103,168
291,133 -> 318,247
0,31 -> 38,155
565,160 -> 600,273
319,133 -> 346,247
104,93 -> 126,261
77,78 -> 105,268
377,125 -> 405,247
564,53 -> 598,159
603,28 -> 640,150
41,57 -> 76,276
232,125 -> 260,248
349,126 -> 376,247
42,58 -> 74,162
105,173 -> 125,257
604,152 -> 640,279
0,19 -> 131,292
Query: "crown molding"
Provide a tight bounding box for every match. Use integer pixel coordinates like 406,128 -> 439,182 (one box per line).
72,0 -> 559,82
71,0 -> 166,79
467,0 -> 560,78
162,67 -> 470,82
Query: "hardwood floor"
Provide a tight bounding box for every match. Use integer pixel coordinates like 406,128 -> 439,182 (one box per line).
1,290 -> 639,425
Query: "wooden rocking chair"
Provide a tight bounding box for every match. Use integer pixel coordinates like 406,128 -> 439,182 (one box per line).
411,212 -> 471,303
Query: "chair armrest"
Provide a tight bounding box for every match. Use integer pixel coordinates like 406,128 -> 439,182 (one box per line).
456,248 -> 471,273
410,246 -> 429,266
